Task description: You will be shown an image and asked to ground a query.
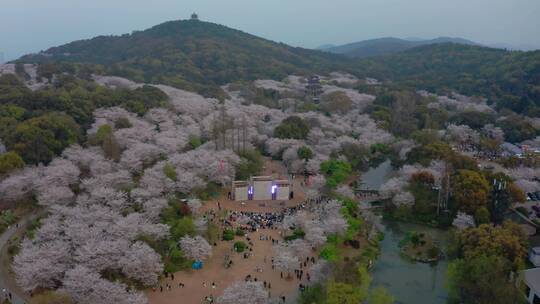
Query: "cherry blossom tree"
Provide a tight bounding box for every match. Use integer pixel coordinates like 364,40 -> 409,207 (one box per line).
281,210 -> 309,231
119,241 -> 163,286
445,124 -> 480,147
218,281 -> 269,304
313,200 -> 348,236
309,260 -> 331,284
187,198 -> 202,214
63,145 -> 117,177
273,246 -> 299,275
154,128 -> 189,154
74,239 -> 129,272
0,167 -> 40,201
393,140 -> 417,160
379,177 -> 408,198
114,125 -> 156,150
505,167 -> 540,181
265,138 -> 302,159
168,148 -> 240,186
194,217 -> 208,235
304,220 -> 327,247
142,198 -> 168,221
60,266 -> 147,304
288,239 -> 312,257
76,186 -> 129,211
38,158 -> 80,188
482,124 -> 505,142
120,143 -> 162,173
452,212 -> 476,230
306,157 -> 324,175
323,216 -> 348,236
81,170 -> 133,192
306,174 -> 325,199
392,191 -> 415,206
13,239 -> 72,292
336,185 -> 355,199
179,235 -> 212,261
155,84 -> 218,119
138,162 -> 177,197
514,179 -> 540,193
37,186 -> 75,206
282,147 -> 299,167
144,108 -> 179,131
175,171 -> 206,194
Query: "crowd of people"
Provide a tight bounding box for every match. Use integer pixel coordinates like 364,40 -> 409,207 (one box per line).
150,196 -> 328,303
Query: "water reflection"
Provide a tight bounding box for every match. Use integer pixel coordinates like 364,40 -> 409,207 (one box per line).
361,161 -> 450,304
359,160 -> 393,190
371,221 -> 450,304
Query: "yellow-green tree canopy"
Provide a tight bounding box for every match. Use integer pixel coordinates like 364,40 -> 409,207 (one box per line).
0,151 -> 25,175
321,91 -> 352,115
456,221 -> 528,269
451,169 -> 490,214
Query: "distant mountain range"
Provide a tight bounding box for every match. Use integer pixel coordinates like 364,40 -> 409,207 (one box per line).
318,37 -> 479,58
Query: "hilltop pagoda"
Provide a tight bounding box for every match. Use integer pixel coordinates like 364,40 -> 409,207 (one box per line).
191,13 -> 199,21
305,75 -> 323,103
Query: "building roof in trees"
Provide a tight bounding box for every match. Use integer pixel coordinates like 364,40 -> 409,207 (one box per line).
522,268 -> 540,296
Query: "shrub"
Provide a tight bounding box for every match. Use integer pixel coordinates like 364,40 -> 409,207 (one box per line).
163,163 -> 177,181
223,229 -> 235,241
0,210 -> 17,234
284,228 -> 305,241
188,135 -> 202,149
320,159 -> 352,188
235,227 -> 245,236
30,291 -> 73,304
427,246 -> 441,259
114,117 -> 132,129
235,149 -> 264,180
297,146 -> 313,161
319,243 -> 340,262
274,116 -> 310,139
474,207 -> 491,224
193,182 -> 220,200
234,241 -> 247,252
299,284 -> 326,304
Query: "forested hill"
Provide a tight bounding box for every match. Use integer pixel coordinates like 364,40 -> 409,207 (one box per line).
17,19 -> 351,98
356,43 -> 540,116
16,20 -> 540,116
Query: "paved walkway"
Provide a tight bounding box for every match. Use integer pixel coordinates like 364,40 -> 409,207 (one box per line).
0,212 -> 43,304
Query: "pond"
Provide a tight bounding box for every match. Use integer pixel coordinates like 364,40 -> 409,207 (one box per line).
359,159 -> 393,191
371,221 -> 450,304
361,160 -> 450,304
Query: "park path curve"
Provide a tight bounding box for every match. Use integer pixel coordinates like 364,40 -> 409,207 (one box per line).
0,211 -> 44,304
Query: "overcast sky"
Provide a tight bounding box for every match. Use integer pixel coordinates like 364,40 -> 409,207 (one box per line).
1,0 -> 539,61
